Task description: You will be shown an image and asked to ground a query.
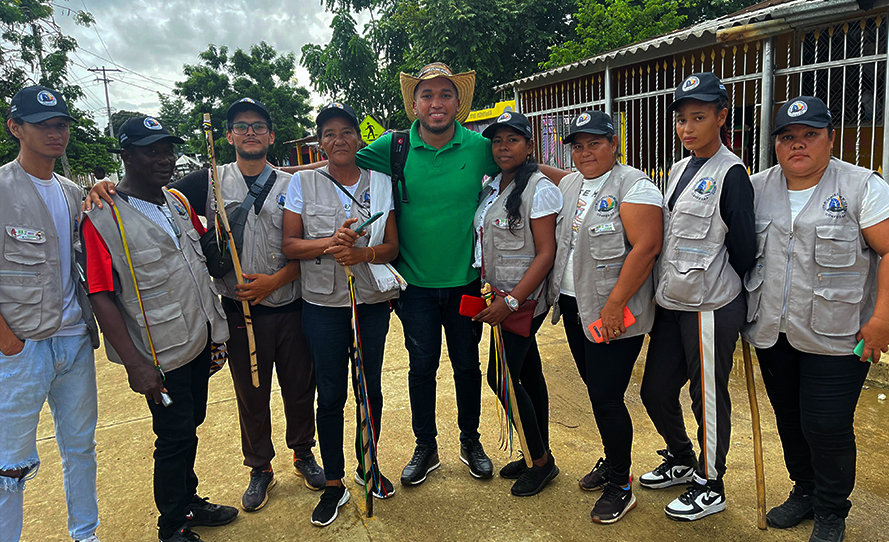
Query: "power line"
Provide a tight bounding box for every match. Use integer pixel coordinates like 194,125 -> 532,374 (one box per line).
88,66 -> 122,137
75,46 -> 177,90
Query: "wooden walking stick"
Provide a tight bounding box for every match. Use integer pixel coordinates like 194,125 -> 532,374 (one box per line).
742,338 -> 767,530
202,113 -> 259,388
482,283 -> 533,468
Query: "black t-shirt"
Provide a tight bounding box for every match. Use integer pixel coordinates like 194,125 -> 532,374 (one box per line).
667,155 -> 756,278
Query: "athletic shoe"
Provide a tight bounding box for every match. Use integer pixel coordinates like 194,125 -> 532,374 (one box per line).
354,466 -> 396,499
639,449 -> 697,489
809,514 -> 846,542
580,457 -> 611,491
242,467 -> 276,512
591,482 -> 637,524
400,445 -> 441,485
311,484 -> 351,527
294,451 -> 326,491
510,456 -> 559,496
159,526 -> 203,542
767,486 -> 815,528
76,536 -> 101,542
665,481 -> 726,521
185,495 -> 238,527
460,439 -> 494,479
499,454 -> 528,480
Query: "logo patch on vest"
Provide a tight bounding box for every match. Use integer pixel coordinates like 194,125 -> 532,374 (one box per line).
6,226 -> 45,243
361,189 -> 371,204
692,177 -> 717,201
596,195 -> 617,217
277,193 -> 286,210
823,193 -> 848,219
170,198 -> 188,218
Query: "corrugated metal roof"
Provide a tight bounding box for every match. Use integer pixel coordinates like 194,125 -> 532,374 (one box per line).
495,0 -> 864,92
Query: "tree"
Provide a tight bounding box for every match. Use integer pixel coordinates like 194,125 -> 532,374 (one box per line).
174,42 -> 314,165
108,109 -> 148,137
64,106 -> 118,178
157,93 -> 191,140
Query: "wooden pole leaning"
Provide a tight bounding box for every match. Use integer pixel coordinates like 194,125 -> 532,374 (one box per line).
202,113 -> 259,388
742,338 -> 767,530
482,283 -> 533,468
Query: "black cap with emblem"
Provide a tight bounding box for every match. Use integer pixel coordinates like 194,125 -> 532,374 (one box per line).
118,116 -> 185,149
771,96 -> 833,135
226,97 -> 272,125
9,85 -> 75,123
315,102 -> 359,131
563,110 -> 615,144
482,110 -> 532,140
668,72 -> 728,111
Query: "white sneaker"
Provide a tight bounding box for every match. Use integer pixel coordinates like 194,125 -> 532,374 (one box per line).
665,479 -> 726,521
76,536 -> 100,542
639,449 -> 697,489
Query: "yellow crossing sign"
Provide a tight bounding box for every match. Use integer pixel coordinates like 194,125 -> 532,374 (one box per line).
360,115 -> 385,144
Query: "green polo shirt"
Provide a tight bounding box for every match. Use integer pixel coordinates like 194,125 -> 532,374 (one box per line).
356,120 -> 498,288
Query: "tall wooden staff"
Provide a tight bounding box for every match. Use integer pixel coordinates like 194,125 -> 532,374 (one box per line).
202,113 -> 259,388
742,338 -> 767,529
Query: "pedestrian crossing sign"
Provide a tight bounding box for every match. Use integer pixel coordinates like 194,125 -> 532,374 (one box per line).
360,115 -> 384,144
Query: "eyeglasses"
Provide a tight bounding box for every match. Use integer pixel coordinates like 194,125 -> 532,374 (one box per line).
231,122 -> 270,135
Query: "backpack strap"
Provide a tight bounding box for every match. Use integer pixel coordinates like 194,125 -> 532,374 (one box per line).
390,130 -> 410,215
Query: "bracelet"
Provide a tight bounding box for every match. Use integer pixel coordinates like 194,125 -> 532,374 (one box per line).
369,246 -> 376,263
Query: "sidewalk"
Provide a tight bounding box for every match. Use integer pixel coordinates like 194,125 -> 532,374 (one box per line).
23,316 -> 889,541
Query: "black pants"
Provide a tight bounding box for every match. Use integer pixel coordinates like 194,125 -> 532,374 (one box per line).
486,312 -> 549,461
560,295 -> 641,485
147,342 -> 211,539
224,301 -> 316,469
640,294 -> 746,484
756,334 -> 870,518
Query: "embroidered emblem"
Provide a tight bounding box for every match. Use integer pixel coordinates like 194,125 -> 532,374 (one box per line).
692,177 -> 717,201
596,195 -> 617,216
497,112 -> 512,123
277,193 -> 286,210
682,76 -> 700,92
143,117 -> 163,130
575,113 -> 591,127
239,97 -> 256,104
330,102 -> 344,109
788,100 -> 808,117
823,193 -> 848,219
6,226 -> 45,243
36,90 -> 57,106
362,189 -> 371,204
170,198 -> 188,218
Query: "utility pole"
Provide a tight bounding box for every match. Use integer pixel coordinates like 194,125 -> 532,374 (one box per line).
88,66 -> 122,137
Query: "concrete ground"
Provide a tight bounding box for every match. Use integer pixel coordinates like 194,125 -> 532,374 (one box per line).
22,315 -> 889,541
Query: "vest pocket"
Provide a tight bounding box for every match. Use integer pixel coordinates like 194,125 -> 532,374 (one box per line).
491,220 -> 525,250
671,202 -> 716,240
138,301 -> 188,353
303,206 -> 338,238
588,229 -> 626,260
754,219 -> 771,258
814,224 -> 857,268
131,247 -> 167,290
0,282 -> 43,332
3,236 -> 47,265
744,265 -> 765,322
594,263 -> 623,296
662,259 -> 705,306
494,254 -> 532,285
184,229 -> 206,263
811,286 -> 862,336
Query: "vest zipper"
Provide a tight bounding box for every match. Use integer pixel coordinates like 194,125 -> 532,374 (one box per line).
781,230 -> 794,321
596,263 -> 624,272
817,271 -> 861,281
676,247 -> 711,256
0,270 -> 40,277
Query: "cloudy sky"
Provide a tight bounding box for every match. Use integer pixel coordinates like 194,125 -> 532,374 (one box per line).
56,0 -> 364,131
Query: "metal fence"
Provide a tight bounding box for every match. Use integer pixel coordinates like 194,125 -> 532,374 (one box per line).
515,10 -> 889,186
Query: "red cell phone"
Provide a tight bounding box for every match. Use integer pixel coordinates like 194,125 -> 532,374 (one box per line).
588,306 -> 637,343
459,295 -> 488,318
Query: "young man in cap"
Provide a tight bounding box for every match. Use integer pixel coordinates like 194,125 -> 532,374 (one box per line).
82,117 -> 238,542
87,99 -> 324,509
0,85 -> 101,542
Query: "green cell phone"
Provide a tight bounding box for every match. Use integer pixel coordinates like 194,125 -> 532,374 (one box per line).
853,339 -> 874,363
354,211 -> 384,233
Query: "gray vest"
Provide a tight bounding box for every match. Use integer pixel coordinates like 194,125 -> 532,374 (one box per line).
207,163 -> 300,307
656,145 -> 743,311
742,158 -> 878,355
476,170 -> 549,317
548,164 -> 657,341
86,189 -> 229,372
0,160 -> 98,345
299,168 -> 396,307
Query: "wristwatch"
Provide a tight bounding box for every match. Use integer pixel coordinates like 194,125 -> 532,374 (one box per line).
504,294 -> 520,312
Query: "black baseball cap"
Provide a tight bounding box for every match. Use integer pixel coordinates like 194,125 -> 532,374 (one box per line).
772,96 -> 833,135
226,97 -> 271,125
668,73 -> 728,111
316,102 -> 359,130
9,85 -> 75,123
563,110 -> 615,144
118,116 -> 184,149
482,110 -> 533,140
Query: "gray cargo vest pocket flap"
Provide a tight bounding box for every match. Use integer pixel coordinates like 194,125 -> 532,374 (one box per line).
814,225 -> 858,268
130,247 -> 168,289
671,203 -> 715,240
304,206 -> 338,237
491,220 -> 525,250
131,246 -> 163,266
4,236 -> 48,265
589,228 -> 626,260
744,265 -> 764,292
754,219 -> 771,258
662,260 -> 705,306
139,301 -> 188,353
0,283 -> 42,304
812,286 -> 862,336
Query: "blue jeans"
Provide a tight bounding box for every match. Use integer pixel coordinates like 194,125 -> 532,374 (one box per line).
394,281 -> 483,447
302,301 -> 390,481
0,332 -> 98,542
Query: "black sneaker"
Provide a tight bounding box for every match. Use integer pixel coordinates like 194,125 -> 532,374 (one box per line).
158,526 -> 202,542
591,482 -> 637,524
580,457 -> 611,491
354,466 -> 395,499
460,439 -> 494,479
185,495 -> 238,527
242,467 -> 276,512
664,480 -> 726,521
809,514 -> 846,542
294,451 -> 326,491
499,454 -> 528,480
311,484 -> 351,527
510,456 -> 559,496
767,486 -> 815,528
400,445 -> 441,485
639,449 -> 697,489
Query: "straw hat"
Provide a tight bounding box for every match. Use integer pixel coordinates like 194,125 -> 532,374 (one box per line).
400,62 -> 476,124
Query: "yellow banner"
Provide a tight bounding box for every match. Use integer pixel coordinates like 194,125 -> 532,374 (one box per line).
466,100 -> 517,123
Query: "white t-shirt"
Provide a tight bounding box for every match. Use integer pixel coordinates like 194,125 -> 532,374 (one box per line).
560,170 -> 664,297
472,175 -> 563,268
28,174 -> 85,336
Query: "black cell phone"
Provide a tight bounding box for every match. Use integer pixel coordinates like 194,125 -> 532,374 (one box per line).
354,211 -> 384,233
